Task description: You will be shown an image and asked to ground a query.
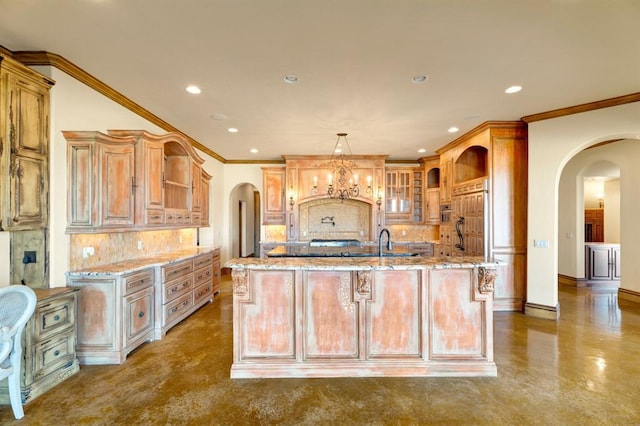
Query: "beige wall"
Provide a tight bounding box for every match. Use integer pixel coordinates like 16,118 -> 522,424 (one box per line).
528,102 -> 640,308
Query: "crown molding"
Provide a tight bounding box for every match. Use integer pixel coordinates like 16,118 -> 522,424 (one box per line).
12,50 -> 227,164
522,92 -> 640,123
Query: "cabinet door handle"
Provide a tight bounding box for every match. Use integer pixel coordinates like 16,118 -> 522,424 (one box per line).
138,311 -> 145,318
54,350 -> 60,357
54,315 -> 60,321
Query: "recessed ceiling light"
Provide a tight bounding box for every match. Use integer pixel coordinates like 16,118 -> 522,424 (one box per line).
210,113 -> 228,121
186,85 -> 201,94
418,148 -> 426,153
505,85 -> 522,94
250,148 -> 258,154
227,127 -> 238,133
448,126 -> 459,133
411,75 -> 429,84
283,74 -> 300,84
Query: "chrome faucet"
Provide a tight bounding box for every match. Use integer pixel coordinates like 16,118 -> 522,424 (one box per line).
378,228 -> 392,256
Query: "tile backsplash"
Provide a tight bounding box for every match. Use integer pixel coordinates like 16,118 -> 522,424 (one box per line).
70,229 -> 197,270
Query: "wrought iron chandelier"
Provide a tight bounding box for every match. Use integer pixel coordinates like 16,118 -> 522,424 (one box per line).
326,133 -> 359,201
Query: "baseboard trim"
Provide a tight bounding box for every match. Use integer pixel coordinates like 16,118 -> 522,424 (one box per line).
619,288 -> 640,304
524,302 -> 560,320
557,274 -> 588,287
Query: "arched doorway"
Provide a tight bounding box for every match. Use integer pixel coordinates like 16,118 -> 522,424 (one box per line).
558,144 -> 624,291
229,183 -> 260,258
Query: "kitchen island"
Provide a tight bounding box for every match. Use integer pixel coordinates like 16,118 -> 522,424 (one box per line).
225,256 -> 499,378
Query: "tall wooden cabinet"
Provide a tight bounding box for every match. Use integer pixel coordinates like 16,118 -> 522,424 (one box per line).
0,54 -> 54,230
437,122 -> 527,311
64,130 -> 211,232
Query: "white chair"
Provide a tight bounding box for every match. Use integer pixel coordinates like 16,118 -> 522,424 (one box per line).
0,285 -> 37,420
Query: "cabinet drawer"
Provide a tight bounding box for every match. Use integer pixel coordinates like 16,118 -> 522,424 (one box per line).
124,286 -> 154,344
193,253 -> 213,270
163,293 -> 192,324
34,295 -> 76,341
146,209 -> 164,224
191,212 -> 202,224
123,268 -> 154,295
193,265 -> 213,287
193,281 -> 213,306
163,274 -> 192,303
33,331 -> 76,381
162,259 -> 193,282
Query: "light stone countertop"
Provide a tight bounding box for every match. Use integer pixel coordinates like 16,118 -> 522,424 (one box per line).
66,247 -> 216,276
225,255 -> 499,271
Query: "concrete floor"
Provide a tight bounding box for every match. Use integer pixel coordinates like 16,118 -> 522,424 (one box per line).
2,277 -> 639,425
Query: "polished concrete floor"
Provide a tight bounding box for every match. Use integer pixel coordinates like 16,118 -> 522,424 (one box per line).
2,277 -> 639,425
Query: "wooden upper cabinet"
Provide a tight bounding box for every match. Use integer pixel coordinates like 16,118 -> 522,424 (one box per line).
0,54 -> 54,230
64,130 -> 210,232
262,167 -> 286,225
64,131 -> 137,230
191,162 -> 202,213
99,142 -> 136,226
200,169 -> 211,227
385,168 -> 413,223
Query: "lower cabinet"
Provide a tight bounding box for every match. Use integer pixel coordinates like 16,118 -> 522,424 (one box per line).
67,249 -> 219,364
155,250 -> 216,339
585,243 -> 620,286
67,268 -> 155,365
0,288 -> 80,405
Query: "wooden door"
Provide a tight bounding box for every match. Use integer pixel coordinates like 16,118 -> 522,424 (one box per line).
100,144 -> 135,226
144,141 -> 165,211
2,64 -> 50,230
426,188 -> 440,224
123,287 -> 154,347
191,162 -> 202,212
262,167 -> 285,224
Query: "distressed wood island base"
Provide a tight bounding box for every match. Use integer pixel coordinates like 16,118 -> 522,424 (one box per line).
225,256 -> 499,378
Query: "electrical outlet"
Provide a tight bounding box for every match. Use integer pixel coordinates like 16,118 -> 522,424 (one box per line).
23,251 -> 37,264
137,240 -> 143,250
82,247 -> 95,258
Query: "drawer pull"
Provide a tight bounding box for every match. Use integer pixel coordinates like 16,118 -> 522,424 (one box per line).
138,311 -> 145,318
54,315 -> 60,321
54,350 -> 60,357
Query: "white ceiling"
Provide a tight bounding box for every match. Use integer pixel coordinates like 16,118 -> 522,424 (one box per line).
0,0 -> 638,162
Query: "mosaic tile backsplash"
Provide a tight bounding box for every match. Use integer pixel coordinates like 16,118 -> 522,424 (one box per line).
70,229 -> 197,270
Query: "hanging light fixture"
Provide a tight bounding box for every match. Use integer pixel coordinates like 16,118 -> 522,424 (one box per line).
327,133 -> 359,200
310,133 -> 372,201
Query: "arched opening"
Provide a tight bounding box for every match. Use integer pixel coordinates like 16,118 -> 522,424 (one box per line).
229,182 -> 260,258
455,146 -> 488,183
558,144 -> 623,293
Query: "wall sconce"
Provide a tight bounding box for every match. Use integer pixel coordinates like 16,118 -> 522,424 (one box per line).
376,186 -> 383,210
289,187 -> 295,210
311,176 -> 318,195
366,175 -> 373,195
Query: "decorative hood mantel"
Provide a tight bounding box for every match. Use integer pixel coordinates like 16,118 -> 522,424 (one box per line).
282,155 -> 388,241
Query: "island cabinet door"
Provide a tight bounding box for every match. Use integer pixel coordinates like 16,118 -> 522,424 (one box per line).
367,270 -> 422,359
236,270 -> 295,359
302,271 -> 359,360
428,268 -> 485,359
